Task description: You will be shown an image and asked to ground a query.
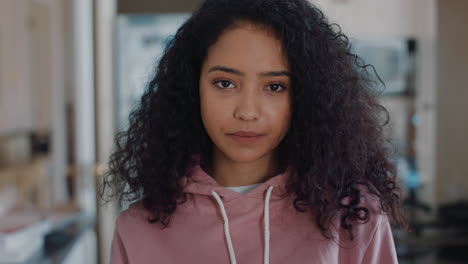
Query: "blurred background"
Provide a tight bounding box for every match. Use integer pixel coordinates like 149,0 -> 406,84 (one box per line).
0,0 -> 467,263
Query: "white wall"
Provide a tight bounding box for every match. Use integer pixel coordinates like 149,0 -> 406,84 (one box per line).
0,0 -> 33,134
435,0 -> 468,204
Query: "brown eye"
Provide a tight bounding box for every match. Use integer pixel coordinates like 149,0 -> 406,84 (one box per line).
267,83 -> 286,93
214,80 -> 235,89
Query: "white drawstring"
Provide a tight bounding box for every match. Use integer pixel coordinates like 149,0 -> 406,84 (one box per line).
211,190 -> 238,264
263,185 -> 274,264
211,185 -> 275,264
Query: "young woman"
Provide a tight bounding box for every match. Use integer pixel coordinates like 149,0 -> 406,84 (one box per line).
102,0 -> 407,263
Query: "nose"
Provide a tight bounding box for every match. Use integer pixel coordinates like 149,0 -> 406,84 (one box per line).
233,87 -> 260,121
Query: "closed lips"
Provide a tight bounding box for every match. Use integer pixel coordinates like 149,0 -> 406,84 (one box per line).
230,132 -> 263,137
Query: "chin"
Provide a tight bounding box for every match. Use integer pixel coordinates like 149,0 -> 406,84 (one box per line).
221,148 -> 269,163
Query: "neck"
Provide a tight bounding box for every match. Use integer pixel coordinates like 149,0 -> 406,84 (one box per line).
206,148 -> 282,187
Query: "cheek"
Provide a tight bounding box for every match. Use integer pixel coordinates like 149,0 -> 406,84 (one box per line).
200,86 -> 228,131
267,100 -> 291,138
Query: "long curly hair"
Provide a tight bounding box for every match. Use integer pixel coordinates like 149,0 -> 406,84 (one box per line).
101,0 -> 408,240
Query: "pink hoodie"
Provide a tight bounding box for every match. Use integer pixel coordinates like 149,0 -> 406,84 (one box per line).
110,159 -> 399,264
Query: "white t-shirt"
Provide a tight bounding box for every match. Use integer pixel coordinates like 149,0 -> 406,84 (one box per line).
225,183 -> 261,195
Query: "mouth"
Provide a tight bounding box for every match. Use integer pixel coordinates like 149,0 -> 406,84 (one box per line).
227,131 -> 265,144
229,131 -> 264,137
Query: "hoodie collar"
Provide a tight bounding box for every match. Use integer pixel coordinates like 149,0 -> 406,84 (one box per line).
181,154 -> 292,203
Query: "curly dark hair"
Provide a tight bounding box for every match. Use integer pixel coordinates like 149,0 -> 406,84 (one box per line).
101,0 -> 408,240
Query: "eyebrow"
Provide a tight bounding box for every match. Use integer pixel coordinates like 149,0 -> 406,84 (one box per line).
207,65 -> 292,78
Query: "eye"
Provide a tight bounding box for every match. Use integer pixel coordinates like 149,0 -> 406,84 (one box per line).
267,83 -> 286,93
214,80 -> 235,89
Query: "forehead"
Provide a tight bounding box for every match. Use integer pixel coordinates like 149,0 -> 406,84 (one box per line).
202,23 -> 290,72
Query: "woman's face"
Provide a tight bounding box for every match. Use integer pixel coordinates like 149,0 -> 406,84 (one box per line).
199,23 -> 292,163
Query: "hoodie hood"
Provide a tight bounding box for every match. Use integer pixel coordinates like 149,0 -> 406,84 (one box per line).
181,154 -> 292,203
179,153 -> 293,264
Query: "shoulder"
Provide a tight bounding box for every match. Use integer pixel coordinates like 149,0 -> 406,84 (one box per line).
111,200 -> 156,263
355,185 -> 398,263
354,183 -> 389,235
333,185 -> 396,259
115,200 -> 150,232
